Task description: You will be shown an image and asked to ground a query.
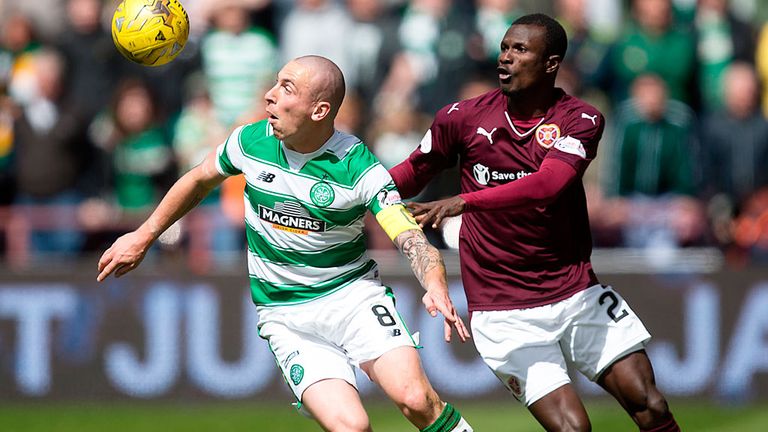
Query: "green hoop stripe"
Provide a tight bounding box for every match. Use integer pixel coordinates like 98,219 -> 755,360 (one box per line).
249,260 -> 377,305
245,222 -> 366,267
420,403 -> 461,432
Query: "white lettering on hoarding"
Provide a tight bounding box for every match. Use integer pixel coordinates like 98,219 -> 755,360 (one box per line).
105,283 -> 180,397
650,283 -> 719,395
0,286 -> 77,395
186,285 -> 272,397
3,280 -> 768,400
719,283 -> 768,400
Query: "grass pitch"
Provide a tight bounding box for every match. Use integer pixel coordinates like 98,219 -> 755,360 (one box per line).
1,399 -> 766,431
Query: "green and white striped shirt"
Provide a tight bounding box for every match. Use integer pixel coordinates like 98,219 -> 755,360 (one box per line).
215,120 -> 401,306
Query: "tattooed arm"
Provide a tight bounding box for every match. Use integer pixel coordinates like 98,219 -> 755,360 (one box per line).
97,149 -> 226,281
394,228 -> 446,288
394,229 -> 470,342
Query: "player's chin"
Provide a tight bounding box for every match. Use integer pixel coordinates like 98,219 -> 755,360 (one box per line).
271,128 -> 285,140
499,83 -> 518,96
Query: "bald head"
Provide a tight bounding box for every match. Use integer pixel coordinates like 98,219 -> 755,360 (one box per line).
294,55 -> 346,118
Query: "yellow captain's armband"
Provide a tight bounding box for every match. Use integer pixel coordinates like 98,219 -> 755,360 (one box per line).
375,204 -> 421,241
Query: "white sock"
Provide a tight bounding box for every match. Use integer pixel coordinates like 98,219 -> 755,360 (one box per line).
450,417 -> 473,432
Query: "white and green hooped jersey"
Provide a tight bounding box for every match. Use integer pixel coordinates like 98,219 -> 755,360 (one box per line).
215,120 -> 402,306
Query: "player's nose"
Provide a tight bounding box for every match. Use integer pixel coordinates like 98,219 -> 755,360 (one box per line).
264,84 -> 278,104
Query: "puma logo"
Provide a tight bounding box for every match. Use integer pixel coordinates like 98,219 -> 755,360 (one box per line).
448,103 -> 460,114
581,112 -> 597,125
476,127 -> 497,145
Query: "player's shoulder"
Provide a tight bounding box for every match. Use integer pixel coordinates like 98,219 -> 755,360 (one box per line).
326,131 -> 385,188
435,88 -> 504,121
234,119 -> 278,153
555,90 -> 605,127
325,130 -> 368,162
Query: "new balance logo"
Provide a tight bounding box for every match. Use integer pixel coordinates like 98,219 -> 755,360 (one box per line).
476,127 -> 497,145
391,329 -> 401,337
581,112 -> 597,125
256,171 -> 275,183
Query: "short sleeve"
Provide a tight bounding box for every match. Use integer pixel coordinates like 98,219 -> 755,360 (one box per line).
361,166 -> 404,216
215,125 -> 245,176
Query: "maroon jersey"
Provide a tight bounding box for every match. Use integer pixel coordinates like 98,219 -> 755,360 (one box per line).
392,88 -> 604,311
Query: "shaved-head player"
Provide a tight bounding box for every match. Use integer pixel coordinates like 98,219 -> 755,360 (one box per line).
97,55 -> 473,432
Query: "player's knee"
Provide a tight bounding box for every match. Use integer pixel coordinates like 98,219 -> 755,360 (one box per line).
398,390 -> 432,416
644,390 -> 671,420
329,411 -> 371,432
558,411 -> 592,432
631,387 -> 672,429
395,385 -> 438,418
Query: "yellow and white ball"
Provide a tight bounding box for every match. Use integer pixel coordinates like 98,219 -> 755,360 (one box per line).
111,0 -> 189,67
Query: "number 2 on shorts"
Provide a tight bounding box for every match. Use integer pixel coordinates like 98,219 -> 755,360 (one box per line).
371,304 -> 396,326
599,290 -> 629,322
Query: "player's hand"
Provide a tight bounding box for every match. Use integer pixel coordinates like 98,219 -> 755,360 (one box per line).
422,286 -> 470,343
97,230 -> 154,282
407,196 -> 466,229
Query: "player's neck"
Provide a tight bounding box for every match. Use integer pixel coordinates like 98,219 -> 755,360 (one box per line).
283,124 -> 335,154
505,86 -> 557,118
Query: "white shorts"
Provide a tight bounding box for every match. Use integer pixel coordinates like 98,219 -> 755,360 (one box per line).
256,279 -> 418,401
471,284 -> 651,406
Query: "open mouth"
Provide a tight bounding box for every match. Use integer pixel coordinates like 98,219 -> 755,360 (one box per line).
497,67 -> 512,81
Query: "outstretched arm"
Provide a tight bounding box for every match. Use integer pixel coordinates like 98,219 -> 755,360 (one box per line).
409,157 -> 578,228
97,150 -> 226,281
376,203 -> 470,343
393,229 -> 470,343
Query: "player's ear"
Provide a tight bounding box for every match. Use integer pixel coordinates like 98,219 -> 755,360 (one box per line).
311,101 -> 331,121
545,55 -> 561,74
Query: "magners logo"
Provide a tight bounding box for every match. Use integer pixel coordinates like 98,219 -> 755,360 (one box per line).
258,202 -> 325,234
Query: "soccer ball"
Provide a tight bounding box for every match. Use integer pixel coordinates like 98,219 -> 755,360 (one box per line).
111,0 -> 189,67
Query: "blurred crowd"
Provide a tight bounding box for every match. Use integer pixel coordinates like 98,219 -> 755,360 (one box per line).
1,0 -> 768,267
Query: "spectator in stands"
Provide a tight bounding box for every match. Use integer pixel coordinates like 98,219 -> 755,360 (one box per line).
279,0 -> 355,87
366,98 -> 429,250
701,62 -> 768,248
57,0 -> 121,121
2,12 -> 41,103
597,0 -> 697,107
473,0 -> 524,63
606,74 -> 698,197
694,0 -> 756,114
11,48 -> 91,255
172,73 -> 240,257
345,0 -> 401,105
553,0 -> 613,101
597,73 -> 705,248
6,0 -> 67,42
377,0 -> 479,113
201,0 -> 277,128
334,89 -> 364,136
92,78 -> 175,213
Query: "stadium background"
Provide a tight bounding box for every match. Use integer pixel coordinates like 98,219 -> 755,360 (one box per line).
2,0 -> 768,430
